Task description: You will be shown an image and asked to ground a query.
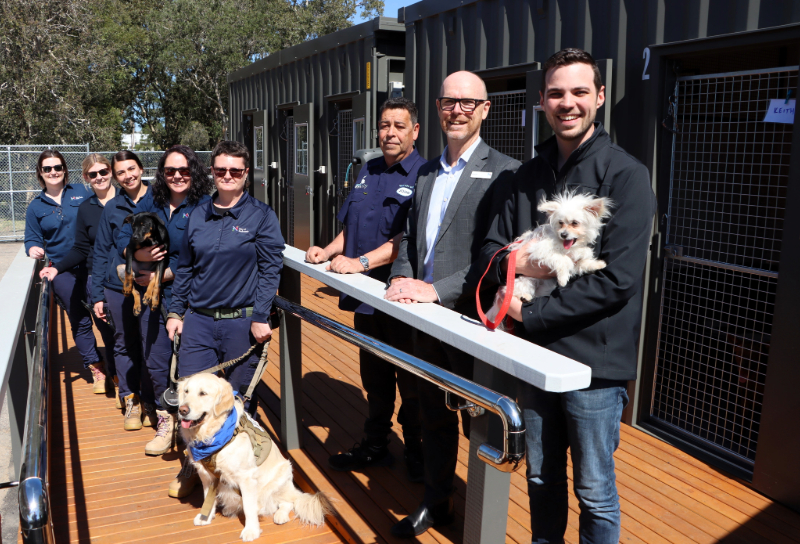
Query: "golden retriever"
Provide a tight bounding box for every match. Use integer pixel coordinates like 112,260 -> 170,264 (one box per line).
178,373 -> 331,542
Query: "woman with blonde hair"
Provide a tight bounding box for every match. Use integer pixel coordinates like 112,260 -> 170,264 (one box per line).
40,154 -> 119,395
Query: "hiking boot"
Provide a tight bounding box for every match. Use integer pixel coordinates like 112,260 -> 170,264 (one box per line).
123,393 -> 143,431
142,402 -> 157,427
145,410 -> 175,456
88,362 -> 107,394
404,444 -> 424,483
168,455 -> 199,498
329,438 -> 394,472
114,376 -> 121,409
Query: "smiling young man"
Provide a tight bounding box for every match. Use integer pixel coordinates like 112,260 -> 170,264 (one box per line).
305,97 -> 426,482
480,49 -> 656,543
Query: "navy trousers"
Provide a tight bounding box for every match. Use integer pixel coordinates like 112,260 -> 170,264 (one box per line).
138,303 -> 172,410
105,288 -> 154,403
51,270 -> 101,369
85,275 -> 116,376
179,310 -> 263,413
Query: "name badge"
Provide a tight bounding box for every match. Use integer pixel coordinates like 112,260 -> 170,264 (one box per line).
470,171 -> 492,179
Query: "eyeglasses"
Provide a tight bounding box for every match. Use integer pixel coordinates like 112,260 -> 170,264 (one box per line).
438,97 -> 486,112
41,165 -> 65,173
165,167 -> 191,178
212,167 -> 246,179
87,169 -> 110,180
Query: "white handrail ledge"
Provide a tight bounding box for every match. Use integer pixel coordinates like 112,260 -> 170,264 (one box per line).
281,245 -> 591,392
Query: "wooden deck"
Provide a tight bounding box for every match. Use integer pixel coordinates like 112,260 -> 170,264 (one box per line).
41,275 -> 800,544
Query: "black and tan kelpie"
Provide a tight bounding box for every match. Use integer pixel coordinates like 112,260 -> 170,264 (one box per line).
121,212 -> 170,316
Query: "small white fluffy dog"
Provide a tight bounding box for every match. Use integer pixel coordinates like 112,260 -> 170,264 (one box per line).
486,192 -> 612,323
178,373 -> 331,541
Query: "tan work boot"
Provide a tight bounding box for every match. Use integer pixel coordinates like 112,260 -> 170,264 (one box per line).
123,393 -> 143,430
114,376 -> 121,409
145,410 -> 175,456
88,362 -> 107,394
168,455 -> 199,498
142,402 -> 157,427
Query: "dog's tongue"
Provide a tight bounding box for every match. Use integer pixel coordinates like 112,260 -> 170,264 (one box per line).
181,420 -> 193,429
563,239 -> 575,250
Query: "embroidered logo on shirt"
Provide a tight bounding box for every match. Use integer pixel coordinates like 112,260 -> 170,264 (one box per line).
70,196 -> 84,201
183,212 -> 190,218
354,177 -> 368,190
232,226 -> 249,233
396,187 -> 413,197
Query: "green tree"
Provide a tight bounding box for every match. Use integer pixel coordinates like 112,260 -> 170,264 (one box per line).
180,121 -> 211,151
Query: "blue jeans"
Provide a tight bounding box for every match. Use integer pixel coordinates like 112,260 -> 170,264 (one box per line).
519,378 -> 629,544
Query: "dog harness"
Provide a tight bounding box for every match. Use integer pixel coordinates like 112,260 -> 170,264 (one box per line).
196,411 -> 274,520
476,243 -> 518,331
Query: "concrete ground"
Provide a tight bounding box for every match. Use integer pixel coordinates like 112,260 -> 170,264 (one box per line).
0,242 -> 24,544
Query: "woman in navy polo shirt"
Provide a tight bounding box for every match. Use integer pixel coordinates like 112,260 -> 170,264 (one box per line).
165,140 -> 283,498
39,154 -> 118,395
25,150 -> 102,377
116,145 -> 212,457
91,150 -> 156,432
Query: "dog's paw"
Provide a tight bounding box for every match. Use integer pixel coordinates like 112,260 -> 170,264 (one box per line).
273,509 -> 292,525
193,512 -> 214,526
240,525 -> 262,542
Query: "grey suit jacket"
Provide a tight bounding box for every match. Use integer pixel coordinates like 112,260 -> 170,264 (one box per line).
390,139 -> 520,316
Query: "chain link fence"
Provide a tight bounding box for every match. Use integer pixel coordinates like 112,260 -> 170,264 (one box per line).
0,146 -> 212,241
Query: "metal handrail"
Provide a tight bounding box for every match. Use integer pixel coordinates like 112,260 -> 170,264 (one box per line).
18,277 -> 53,544
274,296 -> 526,471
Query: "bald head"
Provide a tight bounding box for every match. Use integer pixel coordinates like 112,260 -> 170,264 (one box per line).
439,71 -> 488,100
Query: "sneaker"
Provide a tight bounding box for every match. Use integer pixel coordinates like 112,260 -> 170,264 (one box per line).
88,362 -> 107,394
114,376 -> 121,409
168,455 -> 199,498
328,438 -> 394,472
123,393 -> 143,431
404,445 -> 424,483
142,402 -> 157,427
145,410 -> 175,456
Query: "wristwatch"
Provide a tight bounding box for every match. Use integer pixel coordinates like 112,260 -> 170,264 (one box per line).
358,255 -> 370,271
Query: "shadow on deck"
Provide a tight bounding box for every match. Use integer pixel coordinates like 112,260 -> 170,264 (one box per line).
42,276 -> 800,544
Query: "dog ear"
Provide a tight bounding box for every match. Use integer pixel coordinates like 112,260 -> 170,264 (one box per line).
537,199 -> 560,217
212,378 -> 235,419
123,214 -> 134,225
584,197 -> 613,219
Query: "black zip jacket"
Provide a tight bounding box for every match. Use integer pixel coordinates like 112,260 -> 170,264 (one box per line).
52,194 -> 105,274
479,124 -> 656,380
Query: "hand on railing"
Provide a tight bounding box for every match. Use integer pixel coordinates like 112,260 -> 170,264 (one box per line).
39,267 -> 58,281
28,246 -> 45,260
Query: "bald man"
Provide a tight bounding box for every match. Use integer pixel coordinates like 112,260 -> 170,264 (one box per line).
385,71 -> 520,538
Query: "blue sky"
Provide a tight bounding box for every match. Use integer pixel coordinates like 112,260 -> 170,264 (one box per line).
354,0 -> 415,23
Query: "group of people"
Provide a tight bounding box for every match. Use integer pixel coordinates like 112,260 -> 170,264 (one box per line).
24,47 -> 655,543
306,48 -> 656,542
26,141 -> 283,500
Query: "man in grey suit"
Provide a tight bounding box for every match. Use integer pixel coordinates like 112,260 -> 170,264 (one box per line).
385,70 -> 520,538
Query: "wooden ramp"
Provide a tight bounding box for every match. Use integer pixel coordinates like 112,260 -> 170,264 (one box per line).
41,275 -> 800,544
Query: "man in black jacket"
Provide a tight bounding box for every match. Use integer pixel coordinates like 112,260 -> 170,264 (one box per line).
480,49 -> 656,543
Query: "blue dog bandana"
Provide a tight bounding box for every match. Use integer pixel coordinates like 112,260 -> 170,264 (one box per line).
188,409 -> 239,462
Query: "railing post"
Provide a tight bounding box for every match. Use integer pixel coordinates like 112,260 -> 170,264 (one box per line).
463,360 -> 516,544
278,266 -> 303,450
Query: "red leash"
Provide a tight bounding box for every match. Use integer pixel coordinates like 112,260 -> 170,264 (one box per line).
476,244 -> 517,331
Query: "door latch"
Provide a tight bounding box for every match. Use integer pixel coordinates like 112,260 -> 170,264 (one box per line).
664,245 -> 684,258
305,185 -> 313,196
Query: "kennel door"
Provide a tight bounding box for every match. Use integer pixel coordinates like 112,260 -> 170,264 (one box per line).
648,67 -> 796,472
292,103 -> 314,250
252,110 -> 268,205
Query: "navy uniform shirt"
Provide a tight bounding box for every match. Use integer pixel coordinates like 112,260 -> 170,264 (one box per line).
169,192 -> 284,324
90,184 -> 154,303
25,184 -> 92,265
337,149 -> 425,314
115,194 -> 212,310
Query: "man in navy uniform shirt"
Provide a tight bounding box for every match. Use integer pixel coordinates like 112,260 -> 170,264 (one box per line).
306,97 -> 426,481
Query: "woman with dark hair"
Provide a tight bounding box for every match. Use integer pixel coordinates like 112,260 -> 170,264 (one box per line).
91,150 -> 156,432
40,154 -> 118,395
25,150 -> 102,378
115,144 -> 212,456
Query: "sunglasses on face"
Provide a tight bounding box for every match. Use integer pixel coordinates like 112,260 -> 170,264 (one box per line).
41,165 -> 65,173
212,167 -> 246,179
438,97 -> 486,112
165,167 -> 191,177
87,169 -> 110,180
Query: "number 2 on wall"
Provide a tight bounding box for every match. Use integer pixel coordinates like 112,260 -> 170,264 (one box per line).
642,47 -> 651,80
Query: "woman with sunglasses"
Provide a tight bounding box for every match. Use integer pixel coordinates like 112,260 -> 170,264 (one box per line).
164,140 -> 283,498
39,155 -> 118,395
91,150 -> 157,432
25,150 -> 102,375
114,145 -> 212,457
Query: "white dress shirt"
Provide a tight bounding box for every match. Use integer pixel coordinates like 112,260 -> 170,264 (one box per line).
423,137 -> 482,284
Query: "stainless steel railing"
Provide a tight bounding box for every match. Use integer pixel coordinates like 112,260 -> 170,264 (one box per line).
274,296 -> 526,471
18,277 -> 53,544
